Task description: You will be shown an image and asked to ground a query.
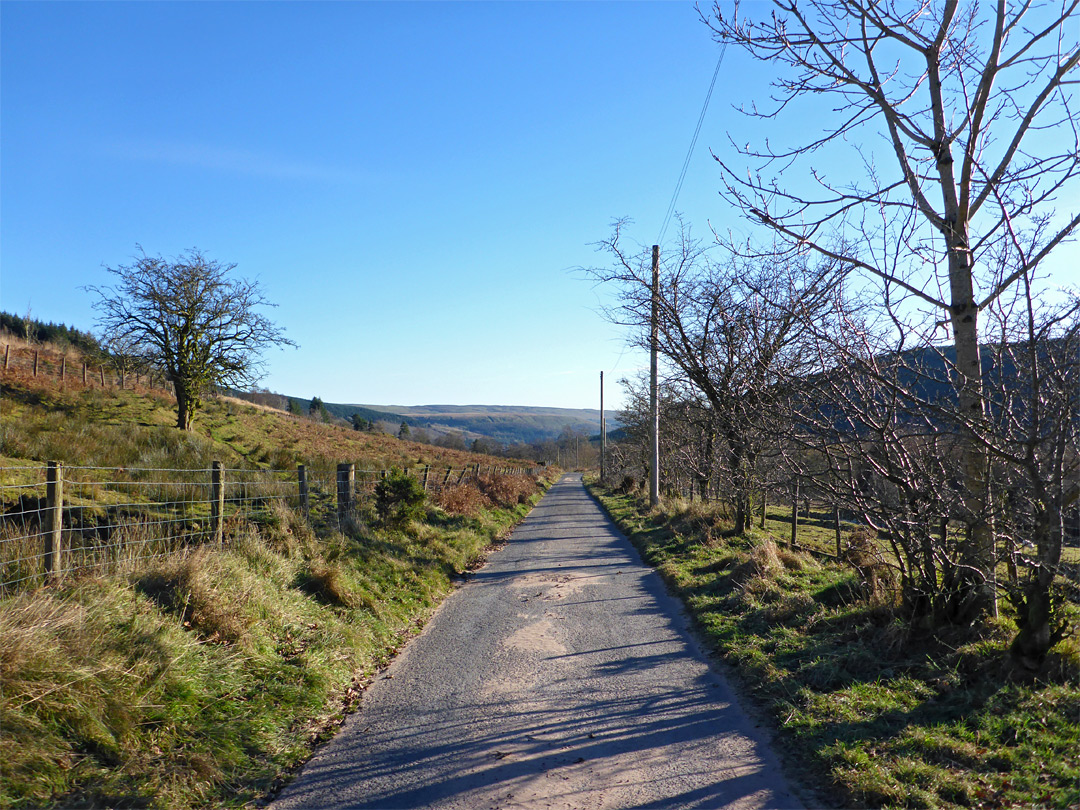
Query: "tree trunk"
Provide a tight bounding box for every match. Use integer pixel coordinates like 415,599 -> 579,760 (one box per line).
175,381 -> 193,430
727,439 -> 750,534
1011,504 -> 1065,666
947,226 -> 996,622
698,428 -> 715,502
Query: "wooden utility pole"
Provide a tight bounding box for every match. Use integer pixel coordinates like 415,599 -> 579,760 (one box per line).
600,371 -> 606,482
649,245 -> 661,507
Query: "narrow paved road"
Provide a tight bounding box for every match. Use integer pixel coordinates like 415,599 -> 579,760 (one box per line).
273,474 -> 805,810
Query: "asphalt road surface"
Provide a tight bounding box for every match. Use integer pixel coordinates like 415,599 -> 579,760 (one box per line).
272,473 -> 805,810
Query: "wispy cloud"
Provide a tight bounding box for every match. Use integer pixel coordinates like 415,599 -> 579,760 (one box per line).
103,139 -> 366,184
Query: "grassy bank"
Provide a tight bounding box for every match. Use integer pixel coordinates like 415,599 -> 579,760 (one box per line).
1,488 -> 545,809
587,481 -> 1079,809
0,368 -> 553,808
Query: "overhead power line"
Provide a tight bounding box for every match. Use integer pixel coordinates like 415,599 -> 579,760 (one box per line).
657,44 -> 727,246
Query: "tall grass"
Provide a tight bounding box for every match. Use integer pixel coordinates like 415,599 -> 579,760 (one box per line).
0,370 -> 552,808
0,489 -> 544,809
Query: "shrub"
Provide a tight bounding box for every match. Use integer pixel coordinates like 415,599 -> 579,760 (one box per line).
433,482 -> 490,517
476,474 -> 536,508
374,468 -> 427,527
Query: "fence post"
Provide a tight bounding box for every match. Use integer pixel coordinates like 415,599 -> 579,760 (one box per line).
100,366 -> 105,386
44,461 -> 64,583
790,481 -> 799,550
337,463 -> 355,527
834,504 -> 842,556
33,350 -> 39,376
82,362 -> 87,385
443,467 -> 453,488
760,490 -> 768,528
3,344 -> 9,370
60,355 -> 66,382
298,464 -> 309,520
211,461 -> 224,545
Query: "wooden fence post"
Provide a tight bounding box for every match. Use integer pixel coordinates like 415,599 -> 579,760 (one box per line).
211,461 -> 224,545
790,481 -> 799,550
422,465 -> 430,491
100,366 -> 105,386
760,490 -> 768,528
834,504 -> 842,556
44,461 -> 64,582
443,467 -> 454,488
60,355 -> 66,382
33,350 -> 39,376
82,362 -> 87,385
3,344 -> 9,370
337,463 -> 355,527
298,464 -> 309,520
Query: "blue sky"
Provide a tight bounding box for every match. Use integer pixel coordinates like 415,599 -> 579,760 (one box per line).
3,2 -> 1076,411
3,1 -> 749,410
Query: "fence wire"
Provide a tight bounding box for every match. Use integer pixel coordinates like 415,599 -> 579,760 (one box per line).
0,462 -> 535,594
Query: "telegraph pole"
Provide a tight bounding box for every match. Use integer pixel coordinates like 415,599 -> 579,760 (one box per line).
600,371 -> 606,482
650,244 -> 660,507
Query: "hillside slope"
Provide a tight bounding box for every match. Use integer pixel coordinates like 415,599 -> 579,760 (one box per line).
0,361 -> 553,810
349,403 -> 609,444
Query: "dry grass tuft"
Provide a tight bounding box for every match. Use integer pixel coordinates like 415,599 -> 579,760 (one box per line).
730,538 -> 784,585
135,548 -> 253,645
843,527 -> 899,601
777,547 -> 819,572
294,561 -> 356,608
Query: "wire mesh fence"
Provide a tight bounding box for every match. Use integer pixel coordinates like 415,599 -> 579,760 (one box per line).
1,340 -> 172,393
0,461 -> 536,594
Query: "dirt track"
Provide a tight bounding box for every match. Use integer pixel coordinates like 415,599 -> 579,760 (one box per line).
272,473 -> 806,810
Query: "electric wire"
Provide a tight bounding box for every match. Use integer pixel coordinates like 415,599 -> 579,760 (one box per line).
657,44 -> 727,247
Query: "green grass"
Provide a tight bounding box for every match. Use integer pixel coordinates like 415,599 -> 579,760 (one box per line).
0,371 -> 554,809
1,490 -> 547,809
588,481 -> 1080,810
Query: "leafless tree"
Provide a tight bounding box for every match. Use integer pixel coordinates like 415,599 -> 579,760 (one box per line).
584,220 -> 842,532
703,0 -> 1080,619
100,332 -> 150,388
88,248 -> 295,430
782,292 -> 977,623
980,284 -> 1079,665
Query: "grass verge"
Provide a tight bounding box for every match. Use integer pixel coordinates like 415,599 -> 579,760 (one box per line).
587,480 -> 1079,810
1,476 -> 551,809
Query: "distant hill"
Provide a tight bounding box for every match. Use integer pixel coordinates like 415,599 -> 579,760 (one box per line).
312,402 -> 615,445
